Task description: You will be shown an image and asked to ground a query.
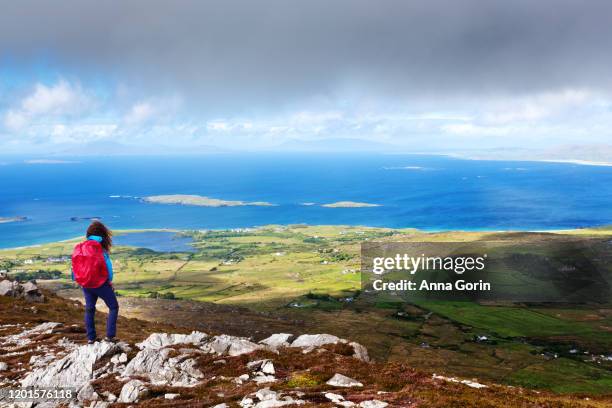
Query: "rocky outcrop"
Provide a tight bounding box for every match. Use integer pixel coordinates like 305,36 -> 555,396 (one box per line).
0,277 -> 44,302
21,340 -> 121,389
0,324 -> 383,407
135,331 -> 208,349
7,315 -> 538,408
291,333 -> 370,361
258,333 -> 293,350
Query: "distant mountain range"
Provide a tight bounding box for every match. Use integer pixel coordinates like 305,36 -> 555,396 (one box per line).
444,144 -> 612,165
16,139 -> 612,165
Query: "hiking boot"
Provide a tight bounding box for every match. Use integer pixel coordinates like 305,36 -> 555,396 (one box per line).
87,338 -> 100,344
103,336 -> 117,343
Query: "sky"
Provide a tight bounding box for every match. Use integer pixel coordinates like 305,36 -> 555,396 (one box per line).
1,0 -> 612,155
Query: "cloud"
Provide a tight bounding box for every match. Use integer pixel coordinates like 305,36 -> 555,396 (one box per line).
3,80 -> 92,130
1,1 -> 612,152
1,0 -> 612,114
21,81 -> 89,115
124,102 -> 155,125
483,89 -> 595,124
3,110 -> 28,131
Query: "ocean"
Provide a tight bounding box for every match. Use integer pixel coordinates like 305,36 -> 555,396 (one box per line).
1,153 -> 611,248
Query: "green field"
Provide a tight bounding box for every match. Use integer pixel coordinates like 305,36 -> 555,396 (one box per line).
1,224 -> 611,394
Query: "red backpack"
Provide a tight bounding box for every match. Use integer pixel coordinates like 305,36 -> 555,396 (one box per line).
72,240 -> 108,288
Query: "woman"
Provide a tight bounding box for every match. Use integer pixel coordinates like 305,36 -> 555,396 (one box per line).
71,221 -> 119,344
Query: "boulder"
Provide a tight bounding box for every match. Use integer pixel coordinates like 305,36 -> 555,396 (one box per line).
77,382 -> 99,402
259,333 -> 293,350
21,281 -> 45,302
247,359 -> 275,375
359,401 -> 388,408
123,347 -> 169,377
204,334 -> 263,356
0,279 -> 21,297
241,387 -> 305,408
326,373 -> 363,387
137,331 -> 208,349
118,379 -> 148,403
349,341 -> 370,362
21,281 -> 38,293
123,347 -> 203,386
0,362 -> 8,371
291,334 -> 341,348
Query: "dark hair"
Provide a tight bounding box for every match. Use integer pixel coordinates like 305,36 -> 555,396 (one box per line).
86,221 -> 113,252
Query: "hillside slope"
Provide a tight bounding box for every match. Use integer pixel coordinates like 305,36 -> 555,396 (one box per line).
1,290 -> 611,407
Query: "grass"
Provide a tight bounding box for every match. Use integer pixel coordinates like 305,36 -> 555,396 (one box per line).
1,224 -> 611,395
507,358 -> 612,394
415,301 -> 596,338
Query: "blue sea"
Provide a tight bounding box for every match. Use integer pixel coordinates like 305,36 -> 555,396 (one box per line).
1,154 -> 611,249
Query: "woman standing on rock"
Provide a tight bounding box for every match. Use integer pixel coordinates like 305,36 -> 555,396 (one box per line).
71,221 -> 119,344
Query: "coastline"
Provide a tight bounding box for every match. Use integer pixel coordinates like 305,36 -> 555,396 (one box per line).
1,224 -> 610,251
438,153 -> 612,167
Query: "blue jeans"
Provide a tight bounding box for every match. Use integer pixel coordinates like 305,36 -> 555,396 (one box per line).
82,281 -> 119,341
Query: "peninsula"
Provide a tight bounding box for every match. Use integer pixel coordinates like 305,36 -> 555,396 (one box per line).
143,194 -> 275,207
322,201 -> 381,208
0,216 -> 27,224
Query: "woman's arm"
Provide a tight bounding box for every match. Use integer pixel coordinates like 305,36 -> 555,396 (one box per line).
103,251 -> 113,282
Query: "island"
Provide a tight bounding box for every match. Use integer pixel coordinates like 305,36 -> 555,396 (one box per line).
24,159 -> 80,164
143,194 -> 275,207
0,216 -> 28,224
321,201 -> 381,208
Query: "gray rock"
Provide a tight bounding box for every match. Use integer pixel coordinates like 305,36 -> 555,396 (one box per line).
118,379 -> 148,403
249,387 -> 305,407
240,397 -> 255,407
123,348 -> 168,377
77,382 -> 98,402
89,402 -> 109,408
234,373 -> 250,384
0,279 -> 21,297
291,334 -> 341,348
359,401 -> 388,408
326,373 -> 363,387
349,342 -> 370,362
252,373 -> 277,384
247,359 -> 275,375
324,392 -> 345,403
259,333 -> 293,350
3,322 -> 61,348
204,334 -> 263,356
212,404 -> 229,408
0,362 -> 8,371
111,353 -> 128,364
136,331 -> 208,349
21,341 -> 119,390
123,347 -> 203,386
255,387 -> 278,401
164,393 -> 180,400
21,281 -> 38,293
261,360 -> 275,375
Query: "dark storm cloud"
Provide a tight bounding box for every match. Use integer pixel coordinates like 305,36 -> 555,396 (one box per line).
1,0 -> 612,111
